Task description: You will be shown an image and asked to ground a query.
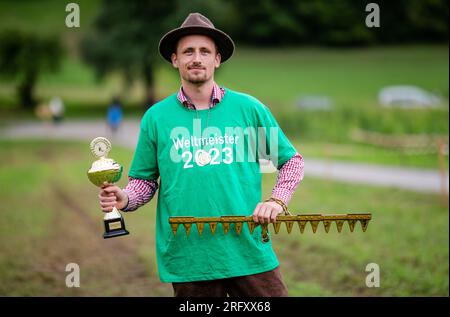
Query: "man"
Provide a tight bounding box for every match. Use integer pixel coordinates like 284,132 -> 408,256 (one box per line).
99,13 -> 305,297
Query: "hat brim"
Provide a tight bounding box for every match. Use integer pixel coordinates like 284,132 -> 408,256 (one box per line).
159,26 -> 235,64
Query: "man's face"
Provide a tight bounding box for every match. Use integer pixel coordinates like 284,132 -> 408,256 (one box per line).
171,35 -> 221,85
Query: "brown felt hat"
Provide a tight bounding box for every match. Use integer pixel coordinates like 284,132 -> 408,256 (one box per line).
158,13 -> 235,64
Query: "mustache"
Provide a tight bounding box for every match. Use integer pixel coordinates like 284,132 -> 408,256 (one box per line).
188,64 -> 205,70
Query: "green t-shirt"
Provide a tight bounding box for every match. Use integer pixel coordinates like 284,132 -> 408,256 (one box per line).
128,88 -> 297,282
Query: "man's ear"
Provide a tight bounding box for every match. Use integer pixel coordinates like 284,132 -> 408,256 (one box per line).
171,53 -> 178,68
215,53 -> 221,69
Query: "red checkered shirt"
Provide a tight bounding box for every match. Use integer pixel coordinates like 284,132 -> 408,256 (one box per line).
123,83 -> 304,211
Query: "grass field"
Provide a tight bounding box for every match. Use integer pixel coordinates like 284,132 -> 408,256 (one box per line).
0,139 -> 447,296
294,140 -> 449,170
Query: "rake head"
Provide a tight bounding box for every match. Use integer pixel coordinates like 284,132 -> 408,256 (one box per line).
169,213 -> 372,241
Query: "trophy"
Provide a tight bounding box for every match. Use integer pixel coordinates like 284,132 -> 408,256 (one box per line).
87,137 -> 130,239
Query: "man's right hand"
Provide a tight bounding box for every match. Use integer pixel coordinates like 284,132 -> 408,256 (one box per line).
98,182 -> 128,212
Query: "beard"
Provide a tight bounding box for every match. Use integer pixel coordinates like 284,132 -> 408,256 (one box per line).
185,74 -> 208,84
188,78 -> 206,84
183,67 -> 209,84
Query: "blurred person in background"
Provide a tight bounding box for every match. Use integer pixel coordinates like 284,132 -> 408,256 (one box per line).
106,96 -> 123,134
49,96 -> 64,124
98,13 -> 305,297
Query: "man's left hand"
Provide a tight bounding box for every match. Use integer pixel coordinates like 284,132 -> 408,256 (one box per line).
252,201 -> 284,224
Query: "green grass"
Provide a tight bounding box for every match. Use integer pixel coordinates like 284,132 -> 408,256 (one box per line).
0,139 -> 447,296
294,140 -> 449,170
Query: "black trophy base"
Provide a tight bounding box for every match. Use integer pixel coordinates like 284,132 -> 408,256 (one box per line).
103,217 -> 130,239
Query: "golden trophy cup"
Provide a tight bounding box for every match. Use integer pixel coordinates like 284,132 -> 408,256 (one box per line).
87,137 -> 130,239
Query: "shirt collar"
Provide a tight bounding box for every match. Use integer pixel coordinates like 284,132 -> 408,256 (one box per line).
177,82 -> 224,110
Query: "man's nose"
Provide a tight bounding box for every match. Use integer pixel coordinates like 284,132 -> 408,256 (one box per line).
192,51 -> 202,63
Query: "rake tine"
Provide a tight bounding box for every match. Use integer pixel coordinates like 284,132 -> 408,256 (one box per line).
335,220 -> 344,233
323,220 -> 331,233
310,220 -> 319,233
285,221 -> 294,233
298,220 -> 307,233
247,221 -> 256,234
348,220 -> 356,232
235,222 -> 243,235
183,223 -> 192,236
273,221 -> 282,234
222,222 -> 230,234
196,222 -> 204,235
360,220 -> 369,232
209,222 -> 217,235
170,223 -> 179,236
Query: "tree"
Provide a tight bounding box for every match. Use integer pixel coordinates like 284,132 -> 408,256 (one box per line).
227,0 -> 448,46
0,30 -> 63,108
81,0 -> 177,108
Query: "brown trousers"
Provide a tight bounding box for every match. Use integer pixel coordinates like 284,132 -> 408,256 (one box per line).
172,267 -> 288,297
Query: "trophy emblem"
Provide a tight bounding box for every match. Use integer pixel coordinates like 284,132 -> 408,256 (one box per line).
87,137 -> 130,239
